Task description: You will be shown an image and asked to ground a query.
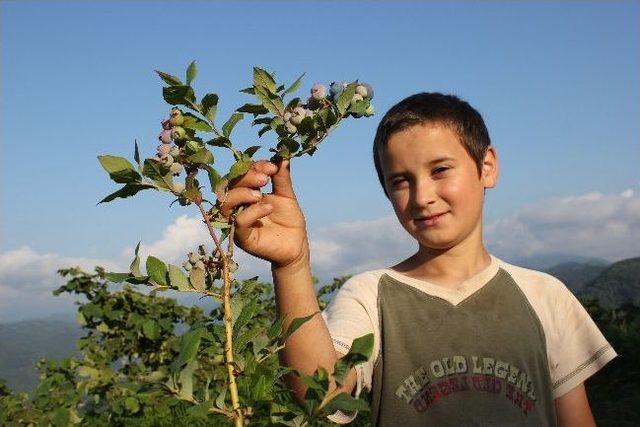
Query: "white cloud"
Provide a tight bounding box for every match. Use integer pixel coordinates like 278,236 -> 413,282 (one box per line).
486,188 -> 640,261
2,188 -> 638,322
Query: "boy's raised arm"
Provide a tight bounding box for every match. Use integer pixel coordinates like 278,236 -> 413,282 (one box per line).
220,160 -> 357,401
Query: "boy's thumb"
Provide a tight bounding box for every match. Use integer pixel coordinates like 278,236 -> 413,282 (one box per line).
271,160 -> 296,198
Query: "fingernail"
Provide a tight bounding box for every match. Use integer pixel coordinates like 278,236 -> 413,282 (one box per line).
251,190 -> 262,198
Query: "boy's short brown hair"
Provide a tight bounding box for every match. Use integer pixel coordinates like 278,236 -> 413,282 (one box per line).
373,92 -> 492,196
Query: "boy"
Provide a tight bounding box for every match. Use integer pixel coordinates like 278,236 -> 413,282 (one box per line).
218,93 -> 616,426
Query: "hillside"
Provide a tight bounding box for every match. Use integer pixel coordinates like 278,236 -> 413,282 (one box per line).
0,318 -> 82,392
546,261 -> 609,293
581,257 -> 640,308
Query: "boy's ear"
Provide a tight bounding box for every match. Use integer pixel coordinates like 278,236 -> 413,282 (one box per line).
481,146 -> 499,189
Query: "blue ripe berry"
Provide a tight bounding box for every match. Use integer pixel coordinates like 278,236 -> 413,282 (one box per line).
329,81 -> 344,98
310,83 -> 326,100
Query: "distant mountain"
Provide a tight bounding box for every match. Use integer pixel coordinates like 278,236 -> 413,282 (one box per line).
581,257 -> 640,308
546,262 -> 609,293
0,318 -> 82,392
511,253 -> 609,271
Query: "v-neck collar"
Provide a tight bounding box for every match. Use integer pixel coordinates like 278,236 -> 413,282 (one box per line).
381,254 -> 501,306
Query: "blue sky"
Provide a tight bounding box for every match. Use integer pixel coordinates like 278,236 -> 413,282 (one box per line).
1,1 -> 638,321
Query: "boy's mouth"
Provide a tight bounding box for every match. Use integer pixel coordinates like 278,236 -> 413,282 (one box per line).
414,211 -> 448,226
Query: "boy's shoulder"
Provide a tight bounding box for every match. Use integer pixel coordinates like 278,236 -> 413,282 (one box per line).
494,256 -> 570,297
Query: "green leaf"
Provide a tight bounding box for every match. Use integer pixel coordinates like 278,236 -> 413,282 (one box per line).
146,256 -> 168,286
98,183 -> 156,204
233,297 -> 258,337
284,73 -> 305,95
336,83 -> 357,115
244,145 -> 261,157
206,136 -> 231,148
222,113 -> 244,137
226,158 -> 252,181
282,312 -> 318,342
237,103 -> 269,115
187,148 -> 215,165
255,86 -> 285,116
333,333 -> 374,384
168,264 -> 190,291
201,93 -> 219,123
321,393 -> 369,416
172,328 -> 203,371
182,112 -> 213,132
130,242 -> 142,276
142,319 -> 159,340
258,125 -> 271,138
163,85 -> 196,107
215,387 -> 227,409
155,70 -> 183,86
239,86 -> 255,95
98,155 -> 141,184
268,315 -> 285,340
189,267 -> 206,292
178,360 -> 197,400
103,272 -> 131,283
286,97 -> 302,111
142,158 -> 173,189
186,60 -> 197,86
201,164 -> 222,193
134,140 -> 140,165
253,67 -> 277,93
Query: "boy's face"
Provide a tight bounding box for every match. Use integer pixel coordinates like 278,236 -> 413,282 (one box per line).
379,122 -> 498,252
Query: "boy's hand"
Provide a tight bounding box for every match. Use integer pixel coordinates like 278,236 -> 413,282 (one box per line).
219,159 -> 309,269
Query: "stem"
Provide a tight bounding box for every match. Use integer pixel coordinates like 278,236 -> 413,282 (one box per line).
196,201 -> 244,426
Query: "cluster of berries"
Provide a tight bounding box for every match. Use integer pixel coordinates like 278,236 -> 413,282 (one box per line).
329,81 -> 375,118
280,82 -> 375,134
156,107 -> 186,177
182,245 -> 238,277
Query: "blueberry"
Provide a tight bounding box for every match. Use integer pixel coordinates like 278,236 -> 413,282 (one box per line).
170,162 -> 183,175
172,182 -> 185,194
169,108 -> 184,126
157,144 -> 171,156
285,121 -> 297,134
329,81 -> 344,98
362,83 -> 374,100
162,119 -> 172,130
355,85 -> 368,98
171,126 -> 187,141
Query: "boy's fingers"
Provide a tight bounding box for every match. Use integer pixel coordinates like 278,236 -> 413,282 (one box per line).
271,160 -> 296,199
234,202 -> 273,230
219,187 -> 263,217
229,160 -> 278,189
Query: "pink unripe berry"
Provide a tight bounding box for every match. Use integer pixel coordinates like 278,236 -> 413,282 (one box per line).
305,109 -> 314,118
162,119 -> 172,130
157,144 -> 171,156
310,83 -> 326,100
159,129 -> 173,144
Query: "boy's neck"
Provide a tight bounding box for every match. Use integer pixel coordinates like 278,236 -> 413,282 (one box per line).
392,233 -> 492,289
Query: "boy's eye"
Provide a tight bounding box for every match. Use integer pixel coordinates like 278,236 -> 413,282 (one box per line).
389,178 -> 407,189
433,166 -> 449,175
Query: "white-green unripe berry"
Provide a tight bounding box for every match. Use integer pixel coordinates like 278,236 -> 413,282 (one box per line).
170,162 -> 183,175
160,154 -> 174,166
172,182 -> 185,194
291,106 -> 306,125
285,121 -> 297,134
188,252 -> 199,264
171,126 -> 187,141
169,146 -> 180,157
365,104 -> 375,117
283,111 -> 292,122
351,93 -> 364,103
182,261 -> 192,271
194,260 -> 205,270
169,108 -> 184,126
355,85 -> 368,98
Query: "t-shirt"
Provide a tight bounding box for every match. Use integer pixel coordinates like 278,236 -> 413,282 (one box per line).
321,255 -> 617,425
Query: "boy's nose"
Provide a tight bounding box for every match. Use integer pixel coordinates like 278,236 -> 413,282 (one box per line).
411,181 -> 437,209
